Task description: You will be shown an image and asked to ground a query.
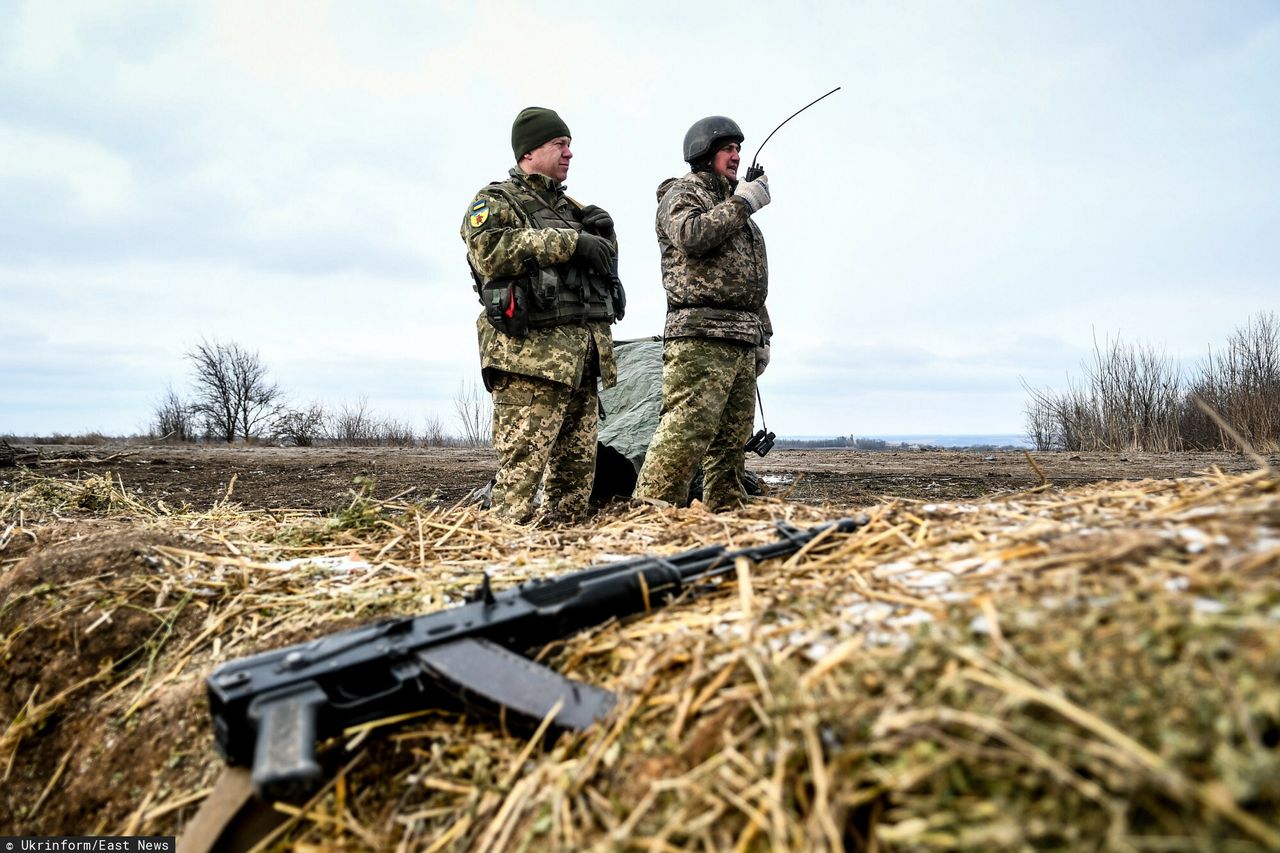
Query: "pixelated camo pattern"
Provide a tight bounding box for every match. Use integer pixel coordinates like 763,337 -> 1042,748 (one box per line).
635,337 -> 757,511
655,171 -> 771,345
463,168 -> 617,389
463,169 -> 580,278
489,372 -> 598,523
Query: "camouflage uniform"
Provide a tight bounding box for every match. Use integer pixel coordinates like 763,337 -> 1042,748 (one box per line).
635,171 -> 770,511
462,168 -> 618,522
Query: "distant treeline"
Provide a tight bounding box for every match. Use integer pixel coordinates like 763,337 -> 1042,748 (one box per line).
1025,311 -> 1279,453
775,437 -> 1024,452
144,338 -> 494,447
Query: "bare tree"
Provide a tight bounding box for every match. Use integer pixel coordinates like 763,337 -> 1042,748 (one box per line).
187,339 -> 284,442
1188,311 -> 1279,451
1025,315 -> 1280,452
326,398 -> 443,446
378,417 -> 418,447
1022,332 -> 1183,452
453,378 -> 492,447
274,402 -> 329,447
330,396 -> 379,445
151,385 -> 195,442
422,414 -> 453,447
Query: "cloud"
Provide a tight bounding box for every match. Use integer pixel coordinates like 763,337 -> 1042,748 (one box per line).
0,326 -> 176,435
0,126 -> 137,219
1,1 -> 1277,438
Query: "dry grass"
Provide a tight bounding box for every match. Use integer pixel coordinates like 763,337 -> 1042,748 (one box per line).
2,465 -> 1279,850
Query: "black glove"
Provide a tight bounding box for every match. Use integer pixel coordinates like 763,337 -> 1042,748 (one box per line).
573,232 -> 615,275
580,204 -> 615,236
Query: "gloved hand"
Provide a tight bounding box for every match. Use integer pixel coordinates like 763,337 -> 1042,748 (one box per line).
734,175 -> 771,214
580,204 -> 615,237
573,232 -> 615,275
755,344 -> 771,377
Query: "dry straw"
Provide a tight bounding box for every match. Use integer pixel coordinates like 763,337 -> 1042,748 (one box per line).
2,463 -> 1278,849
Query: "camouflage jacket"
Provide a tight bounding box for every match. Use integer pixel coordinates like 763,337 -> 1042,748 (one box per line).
655,171 -> 771,346
462,168 -> 617,390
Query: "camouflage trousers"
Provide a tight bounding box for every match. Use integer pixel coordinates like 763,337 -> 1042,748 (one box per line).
490,370 -> 598,524
635,338 -> 756,511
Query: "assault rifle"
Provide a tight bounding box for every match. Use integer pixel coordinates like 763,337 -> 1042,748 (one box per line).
206,518 -> 864,801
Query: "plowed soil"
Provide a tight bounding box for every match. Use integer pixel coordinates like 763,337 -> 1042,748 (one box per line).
6,442 -> 1273,511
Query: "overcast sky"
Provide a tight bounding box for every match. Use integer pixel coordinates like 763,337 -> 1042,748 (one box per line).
2,1 -> 1277,439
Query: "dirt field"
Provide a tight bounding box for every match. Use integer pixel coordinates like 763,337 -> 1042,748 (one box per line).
6,442 -> 1273,511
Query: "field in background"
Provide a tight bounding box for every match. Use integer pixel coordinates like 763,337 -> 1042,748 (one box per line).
2,441 -> 1272,511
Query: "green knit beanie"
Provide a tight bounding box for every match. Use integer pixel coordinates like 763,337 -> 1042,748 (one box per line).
511,107 -> 571,161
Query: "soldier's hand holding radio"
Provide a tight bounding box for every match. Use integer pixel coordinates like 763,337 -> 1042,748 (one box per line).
733,175 -> 771,214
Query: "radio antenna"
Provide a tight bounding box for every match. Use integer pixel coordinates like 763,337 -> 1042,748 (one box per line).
746,86 -> 842,180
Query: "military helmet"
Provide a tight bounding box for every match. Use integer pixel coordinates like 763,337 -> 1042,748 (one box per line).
682,116 -> 744,163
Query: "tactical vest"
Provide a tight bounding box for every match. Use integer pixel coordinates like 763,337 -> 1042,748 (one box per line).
472,181 -> 623,337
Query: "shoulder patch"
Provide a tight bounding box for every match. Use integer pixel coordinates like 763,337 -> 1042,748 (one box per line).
468,198 -> 490,229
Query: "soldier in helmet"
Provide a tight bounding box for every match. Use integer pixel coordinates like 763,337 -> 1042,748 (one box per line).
634,116 -> 772,511
462,107 -> 625,524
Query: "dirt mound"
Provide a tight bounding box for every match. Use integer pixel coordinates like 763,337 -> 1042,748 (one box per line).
2,530 -> 191,713
1,526 -> 225,833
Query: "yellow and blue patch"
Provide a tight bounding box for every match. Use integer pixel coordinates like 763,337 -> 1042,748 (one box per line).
468,198 -> 490,229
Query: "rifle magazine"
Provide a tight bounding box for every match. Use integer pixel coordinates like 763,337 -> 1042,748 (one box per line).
417,637 -> 616,731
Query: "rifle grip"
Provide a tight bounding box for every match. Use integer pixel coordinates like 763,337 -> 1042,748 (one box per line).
248,682 -> 328,801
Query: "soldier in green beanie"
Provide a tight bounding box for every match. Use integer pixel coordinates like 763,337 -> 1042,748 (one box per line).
461,107 -> 625,524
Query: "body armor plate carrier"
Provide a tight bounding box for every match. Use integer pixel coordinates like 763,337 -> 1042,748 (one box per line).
470,182 -> 624,337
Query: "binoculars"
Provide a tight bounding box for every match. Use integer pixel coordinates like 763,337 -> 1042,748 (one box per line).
744,429 -> 775,457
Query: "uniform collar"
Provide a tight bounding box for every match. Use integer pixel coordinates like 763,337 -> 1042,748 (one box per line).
510,167 -> 565,197
690,169 -> 733,198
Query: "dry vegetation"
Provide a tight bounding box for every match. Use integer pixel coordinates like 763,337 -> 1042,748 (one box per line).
2,458 -> 1279,850
1026,312 -> 1280,453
